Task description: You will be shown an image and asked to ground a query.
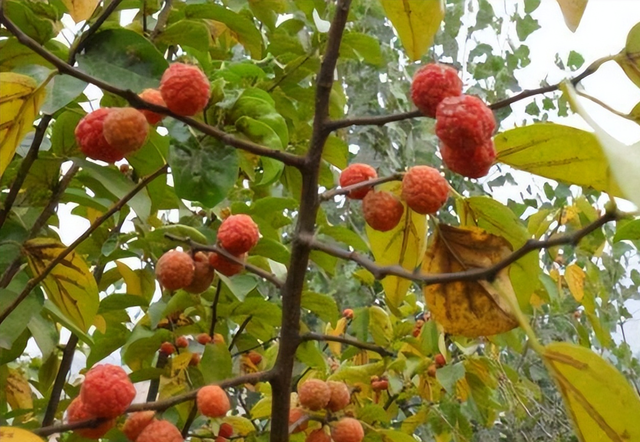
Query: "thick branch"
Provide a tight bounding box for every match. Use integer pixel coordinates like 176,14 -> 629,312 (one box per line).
302,210 -> 620,285
319,173 -> 403,201
302,332 -> 394,357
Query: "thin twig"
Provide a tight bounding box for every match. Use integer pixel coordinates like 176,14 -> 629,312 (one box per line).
229,315 -> 253,351
69,0 -> 125,64
319,173 -> 403,201
231,336 -> 279,358
41,334 -> 79,426
301,332 -> 394,357
150,0 -> 173,40
209,279 -> 222,338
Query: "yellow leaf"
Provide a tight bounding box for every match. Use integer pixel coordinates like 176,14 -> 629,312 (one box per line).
380,0 -> 444,61
5,369 -> 33,421
495,123 -> 623,198
366,182 -> 427,311
24,238 -> 99,332
116,261 -> 142,296
250,397 -> 272,419
61,0 -> 99,22
565,264 -> 585,302
421,225 -> 518,337
0,73 -> 46,178
0,427 -> 44,441
555,0 -> 588,32
368,306 -> 392,347
223,416 -> 255,436
544,342 -> 640,442
325,317 -> 347,356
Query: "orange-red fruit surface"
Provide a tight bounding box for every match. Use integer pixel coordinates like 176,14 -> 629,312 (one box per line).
67,397 -> 116,439
155,250 -> 195,290
80,364 -> 136,419
362,191 -> 404,232
411,63 -> 463,118
75,108 -> 123,163
185,251 -> 214,293
401,166 -> 449,215
123,411 -> 156,441
136,419 -> 183,442
160,63 -> 211,116
209,252 -> 246,276
138,88 -> 166,125
217,214 -> 260,254
102,107 -> 149,154
331,417 -> 365,442
339,163 -> 378,199
197,385 -> 231,417
435,94 -> 496,150
440,139 -> 496,179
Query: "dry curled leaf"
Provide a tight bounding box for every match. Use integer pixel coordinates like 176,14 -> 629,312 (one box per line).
421,225 -> 518,337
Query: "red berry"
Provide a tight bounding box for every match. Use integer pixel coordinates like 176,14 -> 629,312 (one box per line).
137,419 -> 183,442
185,252 -> 214,294
160,63 -> 210,116
331,417 -> 365,442
75,108 -> 123,163
307,428 -> 332,442
427,364 -> 437,377
138,88 -> 166,125
155,250 -> 195,291
189,353 -> 201,366
435,95 -> 496,150
196,333 -> 212,345
372,379 -> 389,391
342,308 -> 354,319
339,163 -> 378,199
80,364 -> 136,419
327,380 -> 350,412
160,341 -> 175,355
217,214 -> 260,254
362,191 -> 404,232
123,411 -> 156,441
298,379 -> 331,411
411,63 -> 463,117
197,385 -> 230,417
440,139 -> 496,178
435,354 -> 446,367
209,252 -> 246,277
67,397 -> 116,439
401,166 -> 449,215
289,408 -> 308,433
248,351 -> 263,365
102,107 -> 149,155
218,422 -> 233,438
175,336 -> 189,348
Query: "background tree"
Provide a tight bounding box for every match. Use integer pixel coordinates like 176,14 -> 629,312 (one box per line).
1,1 -> 640,442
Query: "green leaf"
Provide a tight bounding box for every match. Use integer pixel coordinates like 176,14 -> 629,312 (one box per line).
41,75 -> 87,115
515,14 -> 540,41
369,306 -> 392,347
379,0 -> 444,61
0,289 -> 43,350
341,32 -> 383,66
3,0 -> 56,44
156,20 -> 212,52
50,110 -> 82,157
319,226 -> 368,253
322,136 -> 348,169
296,340 -> 327,371
495,123 -> 624,197
436,362 -> 465,394
201,342 -> 233,383
301,292 -> 339,324
123,327 -> 172,370
613,219 -> 640,242
379,430 -> 417,442
618,22 -> 640,88
0,37 -> 53,71
87,322 -> 129,367
126,130 -> 169,212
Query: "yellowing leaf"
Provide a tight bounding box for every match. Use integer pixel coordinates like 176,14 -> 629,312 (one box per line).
544,342 -> 640,442
116,261 -> 142,296
0,427 -> 43,442
565,264 -> 585,302
617,22 -> 640,88
555,0 -> 588,32
366,182 -> 427,311
325,317 -> 347,356
5,369 -> 33,421
250,397 -> 272,419
223,416 -> 255,437
61,0 -> 99,22
0,73 -> 45,178
369,306 -> 393,347
495,123 -> 623,198
421,225 -> 518,337
24,238 -> 99,332
379,0 -> 444,61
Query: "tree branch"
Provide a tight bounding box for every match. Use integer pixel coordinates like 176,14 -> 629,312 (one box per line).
149,0 -> 173,40
209,279 -> 222,338
229,314 -> 253,351
319,173 -> 403,201
301,332 -> 394,357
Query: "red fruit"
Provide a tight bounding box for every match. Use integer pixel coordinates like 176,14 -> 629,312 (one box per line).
138,88 -> 166,125
155,250 -> 195,291
209,252 -> 246,276
217,214 -> 260,254
342,308 -> 354,319
196,333 -> 212,345
362,191 -> 404,232
197,385 -> 231,417
248,351 -> 262,365
160,341 -> 175,355
372,379 -> 389,391
435,354 -> 446,367
289,408 -> 308,433
327,381 -> 350,412
123,411 -> 156,441
160,63 -> 211,116
435,95 -> 496,150
67,397 -> 116,439
411,63 -> 463,118
80,364 -> 136,419
137,419 -> 183,442
401,166 -> 449,215
175,336 -> 189,348
215,437 -> 227,442
427,364 -> 437,377
307,428 -> 332,442
331,417 -> 365,442
339,163 -> 378,199
440,139 -> 496,179
189,353 -> 201,366
218,422 -> 233,438
298,379 -> 331,411
102,107 -> 149,155
75,108 -> 123,163
412,327 -> 421,338
212,333 -> 226,344
185,252 -> 214,294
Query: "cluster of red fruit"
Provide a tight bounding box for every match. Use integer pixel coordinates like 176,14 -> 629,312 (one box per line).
411,63 -> 497,178
289,379 -> 364,442
158,332 -> 226,366
155,214 -> 260,291
74,62 -> 210,163
339,163 -> 449,231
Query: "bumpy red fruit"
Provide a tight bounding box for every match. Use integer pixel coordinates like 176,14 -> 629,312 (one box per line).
160,341 -> 175,355
435,353 -> 446,367
160,63 -> 211,116
339,163 -> 378,199
331,417 -> 365,442
342,308 -> 354,319
138,88 -> 166,125
209,252 -> 246,276
80,364 -> 136,419
362,191 -> 404,232
440,139 -> 496,178
197,385 -> 231,417
298,379 -> 331,411
248,351 -> 262,365
189,353 -> 201,366
401,166 -> 449,215
435,95 -> 496,150
137,419 -> 183,442
218,422 -> 233,438
75,108 -> 123,163
307,428 -> 332,442
217,214 -> 260,254
155,250 -> 195,290
103,107 -> 149,154
327,381 -> 350,412
175,336 -> 189,348
411,63 -> 463,117
197,333 -> 212,345
67,397 -> 116,439
185,252 -> 215,293
289,408 -> 308,433
123,411 -> 156,441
